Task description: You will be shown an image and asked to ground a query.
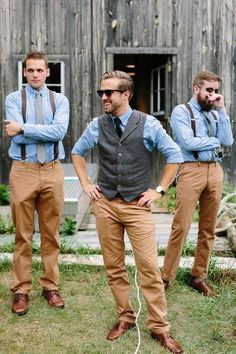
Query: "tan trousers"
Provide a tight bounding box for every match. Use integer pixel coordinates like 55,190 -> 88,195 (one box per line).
93,194 -> 170,334
9,161 -> 64,294
163,162 -> 224,281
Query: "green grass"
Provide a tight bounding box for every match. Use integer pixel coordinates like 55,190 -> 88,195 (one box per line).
0,261 -> 235,354
1,239 -> 234,257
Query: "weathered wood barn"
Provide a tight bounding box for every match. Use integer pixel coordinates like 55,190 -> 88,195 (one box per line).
0,0 -> 235,186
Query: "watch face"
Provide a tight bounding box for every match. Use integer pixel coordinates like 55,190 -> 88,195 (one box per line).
156,186 -> 165,195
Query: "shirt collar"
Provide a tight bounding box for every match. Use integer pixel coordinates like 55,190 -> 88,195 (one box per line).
111,106 -> 133,127
25,83 -> 48,97
189,97 -> 202,112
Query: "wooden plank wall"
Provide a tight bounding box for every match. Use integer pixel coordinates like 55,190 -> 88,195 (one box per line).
0,0 -> 235,186
104,0 -> 236,186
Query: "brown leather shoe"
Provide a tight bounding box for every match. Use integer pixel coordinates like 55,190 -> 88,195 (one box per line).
42,290 -> 65,308
151,331 -> 183,353
190,278 -> 216,296
12,293 -> 29,316
106,320 -> 135,341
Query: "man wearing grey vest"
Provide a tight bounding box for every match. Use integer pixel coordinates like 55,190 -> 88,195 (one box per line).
72,71 -> 184,353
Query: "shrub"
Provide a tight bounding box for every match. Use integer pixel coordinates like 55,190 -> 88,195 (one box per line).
0,184 -> 10,205
60,217 -> 77,236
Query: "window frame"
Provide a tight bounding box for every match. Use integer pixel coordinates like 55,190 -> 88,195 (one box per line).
150,65 -> 166,117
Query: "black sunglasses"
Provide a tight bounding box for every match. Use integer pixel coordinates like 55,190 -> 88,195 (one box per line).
205,87 -> 219,94
97,89 -> 125,98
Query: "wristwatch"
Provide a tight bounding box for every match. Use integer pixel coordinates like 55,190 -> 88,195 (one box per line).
155,186 -> 166,196
19,124 -> 24,134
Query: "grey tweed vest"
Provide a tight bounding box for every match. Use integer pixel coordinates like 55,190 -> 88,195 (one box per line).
97,109 -> 152,202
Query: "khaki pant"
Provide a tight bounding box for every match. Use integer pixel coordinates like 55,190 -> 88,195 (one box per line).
93,194 -> 169,334
9,161 -> 64,294
163,162 -> 224,281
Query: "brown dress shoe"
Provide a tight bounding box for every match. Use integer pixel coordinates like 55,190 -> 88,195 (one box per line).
12,293 -> 29,316
42,290 -> 65,308
151,331 -> 183,353
190,278 -> 216,296
106,320 -> 135,341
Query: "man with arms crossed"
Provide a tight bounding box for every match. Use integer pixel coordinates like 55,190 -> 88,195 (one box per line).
162,70 -> 233,295
5,51 -> 69,315
72,70 -> 184,353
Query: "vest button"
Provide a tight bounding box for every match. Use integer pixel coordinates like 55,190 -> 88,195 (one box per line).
118,153 -> 122,156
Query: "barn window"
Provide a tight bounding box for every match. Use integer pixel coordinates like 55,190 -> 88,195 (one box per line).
150,65 -> 166,117
18,60 -> 65,94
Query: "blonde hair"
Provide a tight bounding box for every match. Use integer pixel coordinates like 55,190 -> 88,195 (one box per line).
101,70 -> 134,101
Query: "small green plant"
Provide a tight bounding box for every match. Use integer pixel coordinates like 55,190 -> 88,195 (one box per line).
0,241 -> 15,253
207,257 -> 218,279
158,246 -> 166,256
165,186 -> 177,213
182,239 -> 196,256
0,184 -> 10,205
155,186 -> 177,212
32,241 -> 40,255
0,215 -> 15,234
60,217 -> 77,236
193,205 -> 199,222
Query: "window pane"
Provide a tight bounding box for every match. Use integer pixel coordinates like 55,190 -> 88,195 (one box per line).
153,70 -> 157,90
46,85 -> 61,93
160,90 -> 165,111
153,92 -> 157,112
47,63 -> 61,84
151,65 -> 166,116
160,67 -> 165,88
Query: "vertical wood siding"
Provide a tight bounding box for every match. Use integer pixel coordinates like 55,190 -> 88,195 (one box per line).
0,0 -> 235,185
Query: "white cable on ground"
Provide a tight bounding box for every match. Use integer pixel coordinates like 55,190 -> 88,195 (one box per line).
133,267 -> 142,354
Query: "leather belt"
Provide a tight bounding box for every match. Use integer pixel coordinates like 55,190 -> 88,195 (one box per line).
183,161 -> 217,164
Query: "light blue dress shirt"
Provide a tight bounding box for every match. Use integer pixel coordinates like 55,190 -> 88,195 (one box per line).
170,98 -> 233,162
5,84 -> 70,161
72,107 -> 183,163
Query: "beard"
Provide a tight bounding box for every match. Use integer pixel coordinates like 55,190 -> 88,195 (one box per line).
103,100 -> 121,114
197,93 -> 214,112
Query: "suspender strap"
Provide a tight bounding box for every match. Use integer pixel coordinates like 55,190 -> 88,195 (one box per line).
185,103 -> 198,160
49,90 -> 55,114
21,88 -> 58,161
21,89 -> 27,160
185,103 -> 218,160
49,90 -> 58,160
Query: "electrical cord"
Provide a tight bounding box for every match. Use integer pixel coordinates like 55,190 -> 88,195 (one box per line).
133,267 -> 142,354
